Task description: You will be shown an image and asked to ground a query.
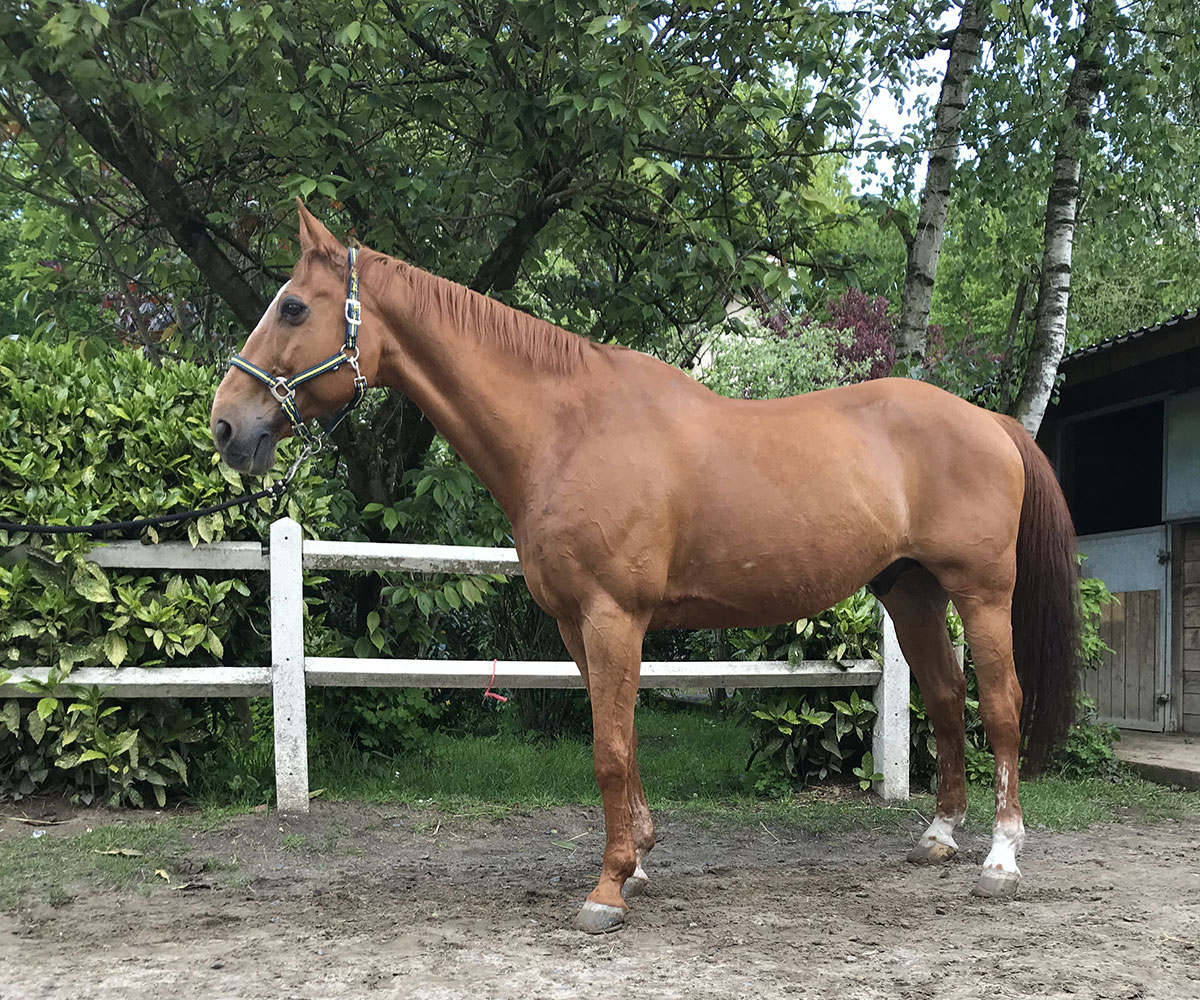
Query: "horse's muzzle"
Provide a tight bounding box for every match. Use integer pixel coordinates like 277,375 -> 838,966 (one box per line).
213,414 -> 278,475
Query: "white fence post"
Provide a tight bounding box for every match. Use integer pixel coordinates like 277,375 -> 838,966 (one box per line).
873,606 -> 910,801
271,517 -> 310,814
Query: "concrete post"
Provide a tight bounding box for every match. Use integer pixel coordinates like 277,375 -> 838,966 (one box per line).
271,517 -> 310,814
873,606 -> 911,801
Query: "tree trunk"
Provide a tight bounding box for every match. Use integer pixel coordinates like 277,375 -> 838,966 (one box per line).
894,0 -> 990,374
1014,3 -> 1110,436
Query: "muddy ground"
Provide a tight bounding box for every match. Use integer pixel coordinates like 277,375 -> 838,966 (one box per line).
1,801 -> 1198,1000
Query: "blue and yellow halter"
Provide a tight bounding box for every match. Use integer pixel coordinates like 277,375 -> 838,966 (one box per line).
229,247 -> 369,447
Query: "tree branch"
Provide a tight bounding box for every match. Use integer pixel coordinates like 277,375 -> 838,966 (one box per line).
1,26 -> 267,329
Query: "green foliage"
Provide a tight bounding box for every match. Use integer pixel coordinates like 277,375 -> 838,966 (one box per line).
852,751 -> 884,792
440,578 -> 591,740
747,688 -> 880,790
1051,693 -> 1121,780
0,671 -> 213,806
724,589 -> 883,667
306,688 -> 450,770
0,339 -> 343,804
743,576 -> 1119,795
1078,574 -> 1116,668
1,0 -> 897,364
701,317 -> 871,401
733,590 -> 884,789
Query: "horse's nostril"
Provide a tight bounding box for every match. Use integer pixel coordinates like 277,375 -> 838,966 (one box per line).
214,419 -> 233,449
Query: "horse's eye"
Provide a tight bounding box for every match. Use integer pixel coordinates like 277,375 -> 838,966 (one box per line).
280,297 -> 307,323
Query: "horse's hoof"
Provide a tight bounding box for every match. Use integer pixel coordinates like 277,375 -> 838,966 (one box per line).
907,840 -> 957,865
575,900 -> 627,934
622,864 -> 649,899
971,868 -> 1020,899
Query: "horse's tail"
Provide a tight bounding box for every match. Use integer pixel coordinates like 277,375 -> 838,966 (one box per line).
996,415 -> 1080,774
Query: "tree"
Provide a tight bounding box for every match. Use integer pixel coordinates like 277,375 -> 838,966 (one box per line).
891,0 -> 1200,413
1013,0 -> 1113,434
893,0 -> 991,373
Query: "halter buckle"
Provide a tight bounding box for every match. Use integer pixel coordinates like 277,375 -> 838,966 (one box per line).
270,377 -> 294,403
345,298 -> 362,326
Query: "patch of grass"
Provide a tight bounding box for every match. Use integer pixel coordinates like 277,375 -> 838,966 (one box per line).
984,773 -> 1200,830
0,821 -> 186,910
300,704 -> 1200,836
191,701 -> 1200,841
305,704 -> 753,810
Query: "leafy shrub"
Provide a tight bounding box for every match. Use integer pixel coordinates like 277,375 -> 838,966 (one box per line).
701,316 -> 871,400
746,688 -> 879,790
740,577 -> 1119,795
1051,693 -> 1120,780
0,340 -> 341,804
0,672 -> 216,806
731,590 -> 886,790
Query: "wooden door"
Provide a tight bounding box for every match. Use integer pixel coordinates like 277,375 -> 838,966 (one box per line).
1085,590 -> 1161,729
1077,528 -> 1168,731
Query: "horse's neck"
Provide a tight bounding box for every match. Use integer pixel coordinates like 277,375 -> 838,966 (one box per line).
374,294 -> 581,517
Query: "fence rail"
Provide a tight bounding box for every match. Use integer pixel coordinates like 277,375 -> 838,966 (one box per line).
2,517 -> 911,811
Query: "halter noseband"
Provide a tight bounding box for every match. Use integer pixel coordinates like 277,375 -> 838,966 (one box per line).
229,246 -> 369,448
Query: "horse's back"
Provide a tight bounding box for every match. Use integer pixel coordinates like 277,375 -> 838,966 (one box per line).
519,361 -> 1025,625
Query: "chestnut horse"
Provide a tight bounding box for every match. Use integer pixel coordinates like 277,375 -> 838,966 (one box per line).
211,205 -> 1079,933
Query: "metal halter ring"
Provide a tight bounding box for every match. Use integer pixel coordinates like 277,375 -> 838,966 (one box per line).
270,377 -> 295,403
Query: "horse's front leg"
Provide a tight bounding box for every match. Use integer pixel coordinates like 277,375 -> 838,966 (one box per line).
569,602 -> 647,933
622,726 -> 655,899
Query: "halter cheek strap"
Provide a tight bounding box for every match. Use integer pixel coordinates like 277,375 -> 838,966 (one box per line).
230,246 -> 369,448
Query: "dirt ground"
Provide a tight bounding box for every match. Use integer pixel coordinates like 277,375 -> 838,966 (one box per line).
2,801 -> 1198,1000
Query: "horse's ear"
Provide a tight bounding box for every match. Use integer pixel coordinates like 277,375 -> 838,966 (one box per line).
296,198 -> 344,255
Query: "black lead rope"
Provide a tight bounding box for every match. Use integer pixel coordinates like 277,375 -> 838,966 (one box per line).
0,484 -> 284,536
0,447 -> 313,537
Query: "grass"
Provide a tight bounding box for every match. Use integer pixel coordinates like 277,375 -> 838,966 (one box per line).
303,705 -> 750,809
0,819 -> 186,910
292,704 -> 1200,834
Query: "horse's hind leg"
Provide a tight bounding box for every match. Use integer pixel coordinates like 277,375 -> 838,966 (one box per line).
877,568 -> 967,864
557,619 -> 654,900
952,592 -> 1025,898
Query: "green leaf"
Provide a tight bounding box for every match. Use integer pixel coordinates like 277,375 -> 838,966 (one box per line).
73,565 -> 113,604
36,696 -> 58,720
26,707 -> 46,744
990,1 -> 1009,20
0,699 -> 19,735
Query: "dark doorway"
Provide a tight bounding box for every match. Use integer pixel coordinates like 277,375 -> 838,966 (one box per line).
1060,402 -> 1164,536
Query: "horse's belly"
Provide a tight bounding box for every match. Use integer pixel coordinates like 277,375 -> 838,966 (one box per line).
650,554 -> 877,631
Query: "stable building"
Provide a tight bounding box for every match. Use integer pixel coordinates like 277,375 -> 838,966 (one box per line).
1039,311 -> 1200,734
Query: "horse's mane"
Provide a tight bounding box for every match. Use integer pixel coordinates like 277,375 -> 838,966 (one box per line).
298,247 -> 589,375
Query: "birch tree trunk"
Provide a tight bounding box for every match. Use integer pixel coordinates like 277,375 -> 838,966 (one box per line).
894,0 -> 990,374
1014,3 -> 1110,435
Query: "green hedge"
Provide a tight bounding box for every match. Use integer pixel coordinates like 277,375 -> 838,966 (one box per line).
0,340 -> 340,803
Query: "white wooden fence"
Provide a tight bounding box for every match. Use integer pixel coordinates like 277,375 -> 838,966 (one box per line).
2,516 -> 911,810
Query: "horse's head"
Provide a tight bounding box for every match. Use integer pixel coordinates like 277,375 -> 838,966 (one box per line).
210,201 -> 381,474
